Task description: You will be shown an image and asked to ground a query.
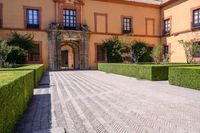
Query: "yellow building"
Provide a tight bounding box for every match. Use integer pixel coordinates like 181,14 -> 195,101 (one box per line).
0,0 -> 199,70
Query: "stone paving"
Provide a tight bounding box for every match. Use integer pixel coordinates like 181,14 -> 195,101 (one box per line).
14,70 -> 200,133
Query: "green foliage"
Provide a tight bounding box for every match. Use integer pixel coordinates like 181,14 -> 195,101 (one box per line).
131,40 -> 151,63
0,64 -> 45,87
6,32 -> 35,64
6,46 -> 26,64
98,63 -> 200,81
178,40 -> 200,64
151,43 -> 164,63
169,67 -> 200,90
103,37 -> 131,63
0,71 -> 34,133
7,32 -> 35,51
0,41 -> 13,68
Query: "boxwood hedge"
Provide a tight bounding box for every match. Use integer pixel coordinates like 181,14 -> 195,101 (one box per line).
169,67 -> 200,90
0,71 -> 34,133
0,64 -> 44,87
98,63 -> 200,81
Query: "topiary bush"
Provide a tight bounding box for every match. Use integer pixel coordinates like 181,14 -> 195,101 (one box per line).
98,63 -> 200,81
0,64 -> 44,87
169,67 -> 200,90
0,71 -> 34,133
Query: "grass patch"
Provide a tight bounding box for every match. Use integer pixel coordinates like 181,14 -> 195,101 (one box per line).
0,71 -> 34,133
169,67 -> 200,90
98,63 -> 200,80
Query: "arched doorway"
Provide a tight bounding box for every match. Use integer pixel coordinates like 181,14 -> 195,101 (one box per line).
60,41 -> 80,70
48,30 -> 89,71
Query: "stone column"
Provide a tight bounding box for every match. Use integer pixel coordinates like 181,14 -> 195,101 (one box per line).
48,30 -> 62,71
80,31 -> 90,69
48,31 -> 56,70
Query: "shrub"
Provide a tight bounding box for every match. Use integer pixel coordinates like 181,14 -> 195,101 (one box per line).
169,67 -> 200,90
103,37 -> 131,63
7,32 -> 35,64
0,41 -> 13,67
6,46 -> 26,64
98,63 -> 200,81
131,40 -> 151,63
0,71 -> 34,133
151,43 -> 163,63
178,40 -> 200,64
0,64 -> 44,87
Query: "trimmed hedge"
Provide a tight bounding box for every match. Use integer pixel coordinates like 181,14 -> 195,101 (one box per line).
169,67 -> 200,90
0,71 -> 34,133
98,63 -> 200,81
0,64 -> 44,87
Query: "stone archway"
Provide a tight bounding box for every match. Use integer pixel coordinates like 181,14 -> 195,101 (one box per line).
48,30 -> 89,71
60,41 -> 80,69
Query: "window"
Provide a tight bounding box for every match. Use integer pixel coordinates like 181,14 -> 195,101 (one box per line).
194,42 -> 200,57
96,45 -> 106,62
193,8 -> 200,28
28,43 -> 41,62
122,17 -> 132,33
149,47 -> 153,53
164,19 -> 171,34
26,9 -> 40,29
63,9 -> 77,30
164,45 -> 169,57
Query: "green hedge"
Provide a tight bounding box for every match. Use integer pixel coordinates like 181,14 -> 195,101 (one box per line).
98,63 -> 200,81
0,64 -> 44,87
0,71 -> 34,133
169,67 -> 200,90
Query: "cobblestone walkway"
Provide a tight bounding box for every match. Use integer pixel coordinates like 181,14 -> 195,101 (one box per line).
15,71 -> 200,133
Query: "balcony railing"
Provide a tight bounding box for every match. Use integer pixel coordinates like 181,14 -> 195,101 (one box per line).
48,22 -> 89,31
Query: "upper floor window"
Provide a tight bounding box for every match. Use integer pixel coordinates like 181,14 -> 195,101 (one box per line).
192,8 -> 200,28
164,19 -> 171,35
26,9 -> 40,29
96,45 -> 106,62
122,17 -> 132,34
63,9 -> 77,30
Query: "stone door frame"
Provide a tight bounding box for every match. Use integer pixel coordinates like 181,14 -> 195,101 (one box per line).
48,30 -> 89,71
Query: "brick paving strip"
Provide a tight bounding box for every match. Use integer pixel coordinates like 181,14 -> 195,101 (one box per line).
14,71 -> 200,133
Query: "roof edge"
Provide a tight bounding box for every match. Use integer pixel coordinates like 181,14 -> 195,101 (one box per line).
91,0 -> 179,9
161,0 -> 179,8
92,0 -> 161,9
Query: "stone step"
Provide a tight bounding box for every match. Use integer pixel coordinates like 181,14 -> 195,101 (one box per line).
31,127 -> 66,133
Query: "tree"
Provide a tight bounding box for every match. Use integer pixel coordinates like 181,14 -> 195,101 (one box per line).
178,40 -> 200,64
0,41 -> 12,67
7,31 -> 35,51
7,32 -> 35,64
131,40 -> 151,63
151,43 -> 164,63
103,37 -> 131,63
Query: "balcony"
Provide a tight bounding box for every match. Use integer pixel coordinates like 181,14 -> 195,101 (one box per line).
48,22 -> 89,31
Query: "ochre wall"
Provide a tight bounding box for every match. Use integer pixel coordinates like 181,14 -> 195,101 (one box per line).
0,0 -> 161,69
0,29 -> 49,68
1,0 -> 55,30
161,0 -> 200,63
83,0 -> 161,69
